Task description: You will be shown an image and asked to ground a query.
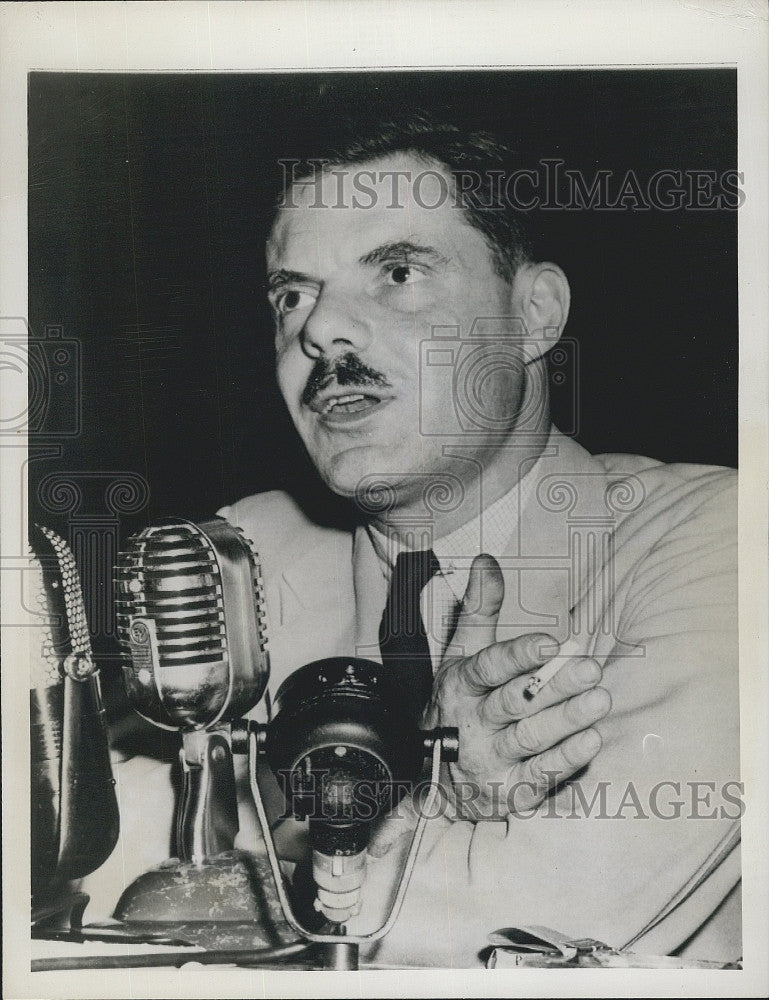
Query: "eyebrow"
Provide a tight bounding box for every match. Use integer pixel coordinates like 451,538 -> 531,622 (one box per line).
266,268 -> 314,291
359,241 -> 448,267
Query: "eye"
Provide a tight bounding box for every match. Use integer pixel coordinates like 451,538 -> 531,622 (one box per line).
384,263 -> 426,286
272,287 -> 317,317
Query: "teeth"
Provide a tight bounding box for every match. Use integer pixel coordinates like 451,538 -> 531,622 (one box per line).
323,393 -> 366,413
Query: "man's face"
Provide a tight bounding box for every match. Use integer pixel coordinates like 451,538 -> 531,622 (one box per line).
266,153 -> 525,507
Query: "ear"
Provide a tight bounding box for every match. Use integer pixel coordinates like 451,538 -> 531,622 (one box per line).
511,262 -> 571,363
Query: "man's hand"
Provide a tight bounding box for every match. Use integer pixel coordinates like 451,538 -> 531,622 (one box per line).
423,553 -> 611,820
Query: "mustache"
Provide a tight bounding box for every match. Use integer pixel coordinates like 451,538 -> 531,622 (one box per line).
301,352 -> 392,407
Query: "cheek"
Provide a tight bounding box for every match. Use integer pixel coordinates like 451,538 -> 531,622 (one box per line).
275,349 -> 306,410
408,341 -> 528,440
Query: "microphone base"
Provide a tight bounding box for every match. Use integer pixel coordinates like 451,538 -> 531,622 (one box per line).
318,940 -> 359,970
112,849 -> 294,951
32,888 -> 90,932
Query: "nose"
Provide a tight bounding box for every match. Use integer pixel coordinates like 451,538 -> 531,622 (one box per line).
300,288 -> 372,360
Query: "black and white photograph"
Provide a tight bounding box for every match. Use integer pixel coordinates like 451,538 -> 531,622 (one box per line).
2,3 -> 767,998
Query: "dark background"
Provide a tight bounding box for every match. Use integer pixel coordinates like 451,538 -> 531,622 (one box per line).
27,70 -> 738,676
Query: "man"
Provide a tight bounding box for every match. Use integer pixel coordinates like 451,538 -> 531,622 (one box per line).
217,115 -> 740,966
90,114 -> 740,968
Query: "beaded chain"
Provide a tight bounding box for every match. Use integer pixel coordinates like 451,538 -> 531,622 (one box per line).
37,525 -> 96,681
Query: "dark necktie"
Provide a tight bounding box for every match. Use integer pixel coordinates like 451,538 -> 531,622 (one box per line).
378,549 -> 441,719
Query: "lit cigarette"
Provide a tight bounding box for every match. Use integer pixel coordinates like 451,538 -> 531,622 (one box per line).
523,637 -> 582,700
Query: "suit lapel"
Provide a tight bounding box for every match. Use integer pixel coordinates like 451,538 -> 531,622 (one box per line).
352,525 -> 389,662
497,429 -> 614,652
265,528 -> 357,691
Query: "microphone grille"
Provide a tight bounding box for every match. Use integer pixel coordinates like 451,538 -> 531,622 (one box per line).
115,517 -> 269,730
115,521 -> 226,669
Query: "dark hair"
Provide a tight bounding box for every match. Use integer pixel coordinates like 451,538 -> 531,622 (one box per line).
275,111 -> 533,282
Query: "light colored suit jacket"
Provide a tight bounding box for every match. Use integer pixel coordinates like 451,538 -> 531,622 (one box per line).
86,428 -> 740,968
219,428 -> 740,966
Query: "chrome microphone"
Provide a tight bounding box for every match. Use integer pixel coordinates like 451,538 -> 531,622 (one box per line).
114,517 -> 269,862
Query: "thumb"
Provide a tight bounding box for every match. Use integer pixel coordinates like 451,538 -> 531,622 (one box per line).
450,553 -> 504,657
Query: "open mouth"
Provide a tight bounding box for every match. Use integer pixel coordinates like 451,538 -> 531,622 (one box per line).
322,393 -> 380,415
308,386 -> 394,424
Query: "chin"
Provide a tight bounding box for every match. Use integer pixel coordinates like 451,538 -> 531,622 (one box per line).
316,444 -> 411,507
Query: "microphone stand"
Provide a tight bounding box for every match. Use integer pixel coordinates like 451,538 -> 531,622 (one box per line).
320,927 -> 359,971
176,729 -> 239,862
245,731 -> 455,971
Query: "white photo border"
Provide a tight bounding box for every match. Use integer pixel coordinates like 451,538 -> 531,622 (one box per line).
2,2 -> 767,998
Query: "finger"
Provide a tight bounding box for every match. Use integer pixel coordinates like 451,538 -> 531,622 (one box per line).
506,728 -> 603,813
495,686 -> 611,758
482,656 -> 602,725
450,554 -> 504,658
465,631 -> 558,693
